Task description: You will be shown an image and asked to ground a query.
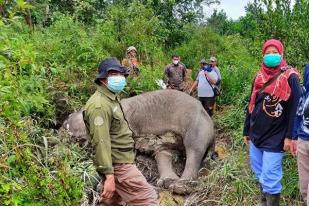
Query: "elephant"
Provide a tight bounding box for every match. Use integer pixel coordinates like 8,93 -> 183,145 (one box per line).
62,89 -> 215,194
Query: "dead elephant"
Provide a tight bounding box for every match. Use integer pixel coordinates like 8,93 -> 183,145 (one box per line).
63,89 -> 215,194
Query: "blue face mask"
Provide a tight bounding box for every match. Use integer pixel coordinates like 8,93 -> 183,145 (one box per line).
107,76 -> 126,93
263,53 -> 282,68
203,65 -> 212,72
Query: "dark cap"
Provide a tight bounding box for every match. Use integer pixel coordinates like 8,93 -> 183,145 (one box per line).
95,57 -> 129,84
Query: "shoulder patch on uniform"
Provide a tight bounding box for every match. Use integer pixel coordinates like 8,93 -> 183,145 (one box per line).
94,116 -> 104,126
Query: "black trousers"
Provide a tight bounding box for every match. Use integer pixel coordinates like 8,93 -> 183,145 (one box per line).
199,97 -> 215,117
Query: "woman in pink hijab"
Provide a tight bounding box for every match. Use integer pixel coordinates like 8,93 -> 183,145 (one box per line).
243,39 -> 301,206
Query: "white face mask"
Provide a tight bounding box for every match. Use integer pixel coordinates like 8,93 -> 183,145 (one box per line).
173,60 -> 179,65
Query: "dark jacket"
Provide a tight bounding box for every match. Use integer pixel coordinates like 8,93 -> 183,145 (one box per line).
84,86 -> 135,175
164,63 -> 187,91
293,64 -> 309,141
244,73 -> 302,152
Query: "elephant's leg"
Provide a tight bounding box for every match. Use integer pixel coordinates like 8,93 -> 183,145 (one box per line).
180,148 -> 204,180
171,126 -> 214,194
180,127 -> 210,181
168,148 -> 204,194
155,149 -> 179,188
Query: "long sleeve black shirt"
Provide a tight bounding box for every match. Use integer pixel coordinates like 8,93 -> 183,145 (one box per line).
243,74 -> 302,152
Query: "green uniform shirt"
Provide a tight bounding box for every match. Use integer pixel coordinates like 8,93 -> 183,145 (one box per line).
84,85 -> 135,174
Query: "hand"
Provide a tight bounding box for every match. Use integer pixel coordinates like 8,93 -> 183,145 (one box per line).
283,138 -> 292,152
291,140 -> 298,156
101,175 -> 115,199
243,136 -> 250,146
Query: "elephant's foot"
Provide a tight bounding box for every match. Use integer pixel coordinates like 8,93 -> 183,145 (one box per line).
156,175 -> 179,188
168,179 -> 197,195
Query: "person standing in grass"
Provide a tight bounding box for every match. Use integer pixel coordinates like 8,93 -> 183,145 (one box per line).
209,56 -> 221,87
84,57 -> 159,206
243,39 -> 301,206
189,59 -> 219,117
122,46 -> 140,77
122,46 -> 140,97
163,54 -> 187,91
208,56 -> 222,112
292,64 -> 309,206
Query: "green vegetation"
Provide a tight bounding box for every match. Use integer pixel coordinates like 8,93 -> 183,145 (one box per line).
0,0 -> 308,205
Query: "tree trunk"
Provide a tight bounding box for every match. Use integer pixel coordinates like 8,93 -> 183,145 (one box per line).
25,0 -> 34,32
25,8 -> 33,32
0,5 -> 6,18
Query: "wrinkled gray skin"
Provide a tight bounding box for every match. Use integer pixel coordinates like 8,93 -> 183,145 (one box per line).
63,89 -> 214,194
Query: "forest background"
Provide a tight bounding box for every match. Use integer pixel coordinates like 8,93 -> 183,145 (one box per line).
1,0 -> 309,205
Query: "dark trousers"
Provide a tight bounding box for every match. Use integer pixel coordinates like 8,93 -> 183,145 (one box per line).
199,97 -> 215,117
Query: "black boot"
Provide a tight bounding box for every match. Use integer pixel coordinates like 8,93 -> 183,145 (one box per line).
257,185 -> 266,206
257,185 -> 267,206
265,193 -> 280,206
257,195 -> 267,206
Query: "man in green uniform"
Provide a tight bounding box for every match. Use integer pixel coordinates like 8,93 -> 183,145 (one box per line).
83,57 -> 158,206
